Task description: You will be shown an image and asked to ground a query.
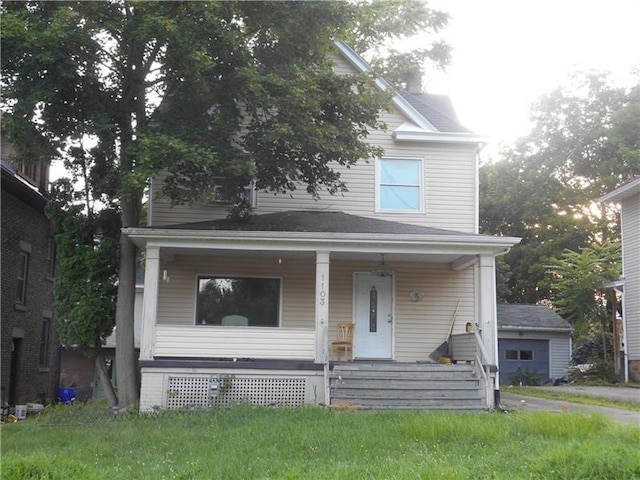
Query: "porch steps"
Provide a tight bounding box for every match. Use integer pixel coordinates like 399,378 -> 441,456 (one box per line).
329,363 -> 484,411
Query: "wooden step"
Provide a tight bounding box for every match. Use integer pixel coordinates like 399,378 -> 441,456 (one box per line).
329,362 -> 485,411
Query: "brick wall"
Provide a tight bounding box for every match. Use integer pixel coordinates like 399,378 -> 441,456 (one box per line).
629,360 -> 640,382
1,188 -> 59,405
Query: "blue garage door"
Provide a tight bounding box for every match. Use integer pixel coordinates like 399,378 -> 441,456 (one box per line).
499,339 -> 549,385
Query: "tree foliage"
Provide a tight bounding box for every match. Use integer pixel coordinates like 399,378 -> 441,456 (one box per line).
1,0 -> 451,407
480,72 -> 640,303
547,242 -> 621,365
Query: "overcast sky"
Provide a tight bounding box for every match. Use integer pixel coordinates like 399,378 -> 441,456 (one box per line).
425,0 -> 640,156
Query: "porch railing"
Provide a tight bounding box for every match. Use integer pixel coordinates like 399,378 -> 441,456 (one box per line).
472,322 -> 497,409
154,325 -> 315,359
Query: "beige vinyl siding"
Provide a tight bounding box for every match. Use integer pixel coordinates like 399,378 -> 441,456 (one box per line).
150,135 -> 478,231
155,255 -> 476,362
392,262 -> 475,362
325,259 -> 475,360
256,111 -> 478,232
157,255 -> 316,328
149,174 -> 230,227
154,325 -> 315,359
621,193 -> 640,361
149,52 -> 478,232
499,331 -> 571,379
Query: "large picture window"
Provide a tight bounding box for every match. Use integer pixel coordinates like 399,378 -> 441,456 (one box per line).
196,276 -> 280,327
377,157 -> 423,212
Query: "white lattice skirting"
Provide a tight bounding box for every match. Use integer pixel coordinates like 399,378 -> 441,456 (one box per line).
166,375 -> 308,409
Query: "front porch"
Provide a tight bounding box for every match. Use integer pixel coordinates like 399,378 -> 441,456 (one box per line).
125,211 -> 518,411
138,358 -> 487,411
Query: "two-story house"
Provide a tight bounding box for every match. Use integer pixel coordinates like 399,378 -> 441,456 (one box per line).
1,143 -> 59,408
600,177 -> 640,382
125,43 -> 520,411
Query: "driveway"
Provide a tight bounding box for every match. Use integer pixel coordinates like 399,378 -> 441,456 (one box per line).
500,386 -> 640,426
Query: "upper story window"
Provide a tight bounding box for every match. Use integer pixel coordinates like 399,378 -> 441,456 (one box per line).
376,157 -> 424,212
18,162 -> 38,185
16,249 -> 29,305
195,276 -> 280,327
208,177 -> 257,208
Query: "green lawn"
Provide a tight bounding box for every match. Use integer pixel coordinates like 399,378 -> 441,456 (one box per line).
2,405 -> 639,479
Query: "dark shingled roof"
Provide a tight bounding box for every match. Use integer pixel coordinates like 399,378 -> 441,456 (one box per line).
399,91 -> 471,133
161,210 -> 474,236
497,304 -> 571,330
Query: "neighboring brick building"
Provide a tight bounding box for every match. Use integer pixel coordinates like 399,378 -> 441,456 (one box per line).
1,145 -> 59,406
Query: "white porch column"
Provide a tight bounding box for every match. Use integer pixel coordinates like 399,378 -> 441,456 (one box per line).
477,253 -> 499,385
139,245 -> 161,361
315,251 -> 330,363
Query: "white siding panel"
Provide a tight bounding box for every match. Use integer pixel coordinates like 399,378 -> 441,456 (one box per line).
154,325 -> 315,359
621,194 -> 640,360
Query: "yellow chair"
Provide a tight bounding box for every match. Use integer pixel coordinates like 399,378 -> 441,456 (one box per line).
331,323 -> 355,361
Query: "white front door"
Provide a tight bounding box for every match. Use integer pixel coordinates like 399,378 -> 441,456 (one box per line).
354,273 -> 393,359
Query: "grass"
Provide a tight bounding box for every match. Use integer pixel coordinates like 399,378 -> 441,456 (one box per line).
507,386 -> 640,412
2,404 -> 639,479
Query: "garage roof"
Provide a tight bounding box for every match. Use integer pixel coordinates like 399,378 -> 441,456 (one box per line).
497,304 -> 571,331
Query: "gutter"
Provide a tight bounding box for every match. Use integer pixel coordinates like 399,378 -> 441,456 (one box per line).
498,326 -> 572,334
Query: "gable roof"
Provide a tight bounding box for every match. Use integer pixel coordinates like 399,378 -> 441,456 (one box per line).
398,91 -> 470,134
334,41 -> 483,144
497,304 -> 571,331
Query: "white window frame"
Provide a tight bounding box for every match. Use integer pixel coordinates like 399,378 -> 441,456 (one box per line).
375,157 -> 425,213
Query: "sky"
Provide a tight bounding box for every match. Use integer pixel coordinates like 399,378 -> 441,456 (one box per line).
424,0 -> 640,157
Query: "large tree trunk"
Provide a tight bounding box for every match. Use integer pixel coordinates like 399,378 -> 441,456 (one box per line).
95,352 -> 118,408
114,197 -> 141,408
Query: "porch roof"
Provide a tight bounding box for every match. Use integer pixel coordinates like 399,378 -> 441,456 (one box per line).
160,210 -> 472,235
125,211 -> 519,264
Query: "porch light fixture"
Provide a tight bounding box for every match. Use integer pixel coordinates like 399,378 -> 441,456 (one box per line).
371,254 -> 393,277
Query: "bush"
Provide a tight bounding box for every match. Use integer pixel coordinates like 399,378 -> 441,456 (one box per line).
568,358 -> 616,384
510,367 -> 542,386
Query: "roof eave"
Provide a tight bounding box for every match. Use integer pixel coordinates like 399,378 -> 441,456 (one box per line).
123,227 -> 520,253
393,129 -> 488,145
598,177 -> 640,203
499,326 -> 572,333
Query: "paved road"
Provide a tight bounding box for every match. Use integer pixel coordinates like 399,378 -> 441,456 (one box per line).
501,386 -> 640,426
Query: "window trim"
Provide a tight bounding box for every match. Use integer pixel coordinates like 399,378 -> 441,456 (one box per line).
194,274 -> 283,328
205,177 -> 258,208
375,157 -> 425,213
504,349 -> 535,361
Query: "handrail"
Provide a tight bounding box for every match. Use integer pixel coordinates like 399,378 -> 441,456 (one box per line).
323,323 -> 330,405
473,322 -> 497,409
